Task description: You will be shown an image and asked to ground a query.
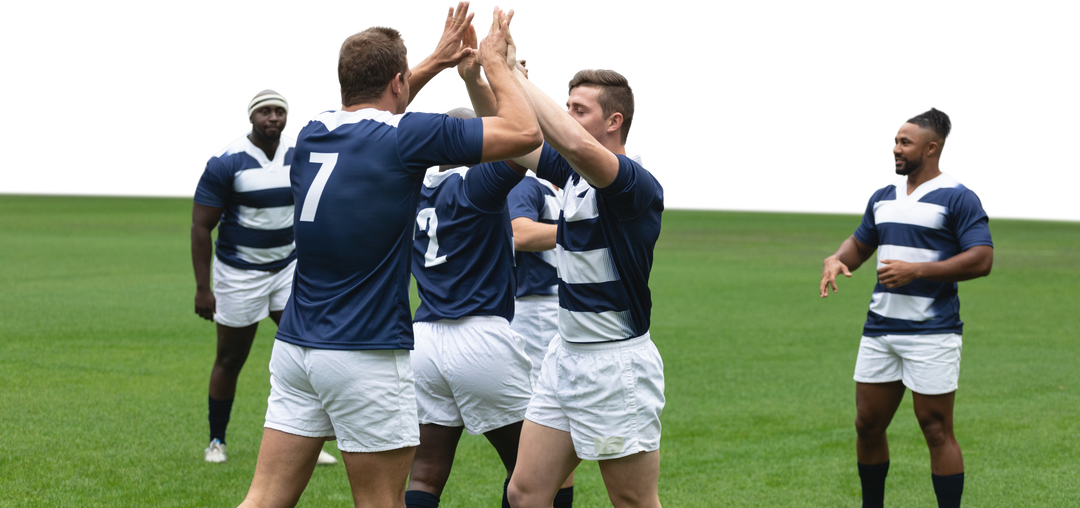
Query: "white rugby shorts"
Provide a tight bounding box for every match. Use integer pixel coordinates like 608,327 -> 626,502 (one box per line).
526,333 -> 665,461
510,295 -> 560,385
412,316 -> 532,435
211,258 -> 294,328
853,333 -> 963,395
264,340 -> 420,453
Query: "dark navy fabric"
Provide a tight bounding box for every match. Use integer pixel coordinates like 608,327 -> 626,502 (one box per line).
508,176 -> 560,298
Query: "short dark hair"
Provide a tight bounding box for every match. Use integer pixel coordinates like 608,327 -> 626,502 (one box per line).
907,108 -> 951,141
338,27 -> 408,107
568,69 -> 634,144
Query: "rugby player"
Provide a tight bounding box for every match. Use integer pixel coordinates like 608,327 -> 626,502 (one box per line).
819,108 -> 993,508
192,90 -> 335,466
235,5 -> 541,508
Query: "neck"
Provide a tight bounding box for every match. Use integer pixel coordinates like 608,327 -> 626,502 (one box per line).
247,130 -> 280,161
600,135 -> 626,156
906,161 -> 942,194
344,91 -> 401,114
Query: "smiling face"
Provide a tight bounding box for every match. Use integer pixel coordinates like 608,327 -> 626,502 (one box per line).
893,122 -> 938,176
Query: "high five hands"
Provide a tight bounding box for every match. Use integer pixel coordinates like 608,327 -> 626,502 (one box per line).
478,7 -> 517,70
432,2 -> 476,70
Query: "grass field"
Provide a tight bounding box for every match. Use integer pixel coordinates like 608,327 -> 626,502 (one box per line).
1,195 -> 1077,507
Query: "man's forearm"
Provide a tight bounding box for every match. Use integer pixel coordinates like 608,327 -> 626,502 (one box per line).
913,245 -> 993,282
191,227 -> 214,290
513,219 -> 556,251
465,76 -> 498,117
408,56 -> 446,104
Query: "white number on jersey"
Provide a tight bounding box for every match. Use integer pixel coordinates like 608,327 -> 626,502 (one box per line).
415,208 -> 448,267
299,152 -> 339,222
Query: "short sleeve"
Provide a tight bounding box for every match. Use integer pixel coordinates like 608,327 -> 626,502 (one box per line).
953,190 -> 993,251
194,157 -> 233,208
595,155 -> 660,220
508,179 -> 544,221
462,162 -> 525,214
396,113 -> 483,174
534,143 -> 574,188
853,194 -> 880,249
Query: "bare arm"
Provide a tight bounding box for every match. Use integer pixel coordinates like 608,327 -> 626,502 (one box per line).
878,245 -> 993,289
192,203 -> 223,320
512,217 -> 557,251
475,8 -> 543,163
512,68 -> 620,188
456,24 -> 499,117
820,235 -> 875,298
408,2 -> 476,104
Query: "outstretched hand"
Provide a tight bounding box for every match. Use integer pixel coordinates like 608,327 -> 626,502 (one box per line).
478,7 -> 513,70
457,24 -> 481,82
432,2 -> 476,69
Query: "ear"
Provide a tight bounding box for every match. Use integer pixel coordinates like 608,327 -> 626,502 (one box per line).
926,140 -> 940,158
390,72 -> 404,97
606,112 -> 623,135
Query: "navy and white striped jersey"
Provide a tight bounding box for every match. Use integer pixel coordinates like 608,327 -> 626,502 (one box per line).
854,173 -> 993,336
276,109 -> 483,351
194,135 -> 296,271
535,144 -> 663,343
412,162 -> 523,322
508,174 -> 561,298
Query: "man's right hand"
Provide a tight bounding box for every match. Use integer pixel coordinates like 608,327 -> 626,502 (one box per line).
457,24 -> 481,82
195,288 -> 216,321
478,7 -> 512,70
820,255 -> 853,298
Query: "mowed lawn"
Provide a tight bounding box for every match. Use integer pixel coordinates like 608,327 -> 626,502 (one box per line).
0,195 -> 1077,507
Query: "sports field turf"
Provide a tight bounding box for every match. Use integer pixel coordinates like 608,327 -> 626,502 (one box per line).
1,195 -> 1077,507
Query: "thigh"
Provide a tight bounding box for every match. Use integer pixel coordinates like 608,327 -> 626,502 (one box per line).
213,260 -> 271,328
343,446 -> 416,508
855,381 -> 906,427
597,450 -> 662,508
309,348 -> 420,453
853,335 -> 903,384
897,333 -> 963,395
443,320 -> 532,435
510,420 -> 581,505
215,322 -> 259,361
240,428 -> 324,508
412,322 -> 464,428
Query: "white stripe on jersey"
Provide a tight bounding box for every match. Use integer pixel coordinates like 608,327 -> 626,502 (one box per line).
422,166 -> 470,188
314,108 -> 403,133
874,200 -> 948,230
869,292 -> 937,322
541,195 -> 561,221
876,245 -> 942,270
237,243 -> 296,265
236,205 -> 294,231
562,179 -> 599,222
555,245 -> 619,284
558,307 -> 634,343
234,164 -> 291,193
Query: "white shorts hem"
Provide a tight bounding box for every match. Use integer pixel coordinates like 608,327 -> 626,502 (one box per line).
263,421 -> 335,439
525,416 -> 571,434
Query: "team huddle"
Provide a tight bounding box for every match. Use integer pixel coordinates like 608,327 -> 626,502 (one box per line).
191,4 -> 992,508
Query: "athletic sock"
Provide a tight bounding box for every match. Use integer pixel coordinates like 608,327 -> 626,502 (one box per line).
405,490 -> 440,508
502,478 -> 511,508
932,472 -> 964,508
207,396 -> 234,444
858,461 -> 889,508
554,485 -> 574,508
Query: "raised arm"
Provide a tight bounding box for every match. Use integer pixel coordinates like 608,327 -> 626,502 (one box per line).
512,68 -> 620,188
476,8 -> 543,162
820,235 -> 876,298
457,24 -> 498,117
408,2 -> 476,104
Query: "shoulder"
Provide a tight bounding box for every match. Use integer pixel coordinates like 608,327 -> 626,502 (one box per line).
306,108 -> 405,135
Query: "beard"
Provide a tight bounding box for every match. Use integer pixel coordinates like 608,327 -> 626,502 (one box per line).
895,156 -> 922,176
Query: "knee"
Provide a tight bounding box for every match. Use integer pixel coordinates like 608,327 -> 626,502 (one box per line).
854,413 -> 887,438
214,354 -> 246,376
916,415 -> 951,448
507,478 -> 539,508
408,461 -> 452,494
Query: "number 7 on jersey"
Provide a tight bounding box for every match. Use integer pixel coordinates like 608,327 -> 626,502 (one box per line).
299,152 -> 339,222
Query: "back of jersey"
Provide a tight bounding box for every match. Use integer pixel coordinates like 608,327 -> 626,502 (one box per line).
276,108 -> 484,351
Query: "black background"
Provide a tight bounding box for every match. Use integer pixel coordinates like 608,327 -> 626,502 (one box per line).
12,5 -> 1075,216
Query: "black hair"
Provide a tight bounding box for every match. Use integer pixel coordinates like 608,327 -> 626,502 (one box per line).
906,108 -> 951,141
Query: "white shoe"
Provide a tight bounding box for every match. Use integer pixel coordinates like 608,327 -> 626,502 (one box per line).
317,449 -> 338,465
205,439 -> 227,463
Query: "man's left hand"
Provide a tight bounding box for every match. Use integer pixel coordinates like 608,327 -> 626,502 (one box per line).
432,2 -> 476,69
877,259 -> 920,289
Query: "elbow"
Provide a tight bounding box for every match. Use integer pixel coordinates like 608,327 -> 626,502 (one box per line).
521,123 -> 543,152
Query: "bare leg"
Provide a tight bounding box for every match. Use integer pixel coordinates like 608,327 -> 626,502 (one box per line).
912,391 -> 964,475
269,310 -> 283,326
209,322 -> 259,401
343,445 -> 416,508
855,381 -> 906,464
238,428 -> 323,508
407,424 -> 464,496
597,450 -> 661,508
507,421 -> 581,508
484,421 -> 524,477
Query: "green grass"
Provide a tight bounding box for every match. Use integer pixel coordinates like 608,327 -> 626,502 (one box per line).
1,195 -> 1077,507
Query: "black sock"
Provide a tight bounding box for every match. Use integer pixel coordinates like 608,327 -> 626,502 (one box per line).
502,478 -> 511,508
858,461 -> 889,508
932,473 -> 964,508
554,485 -> 574,508
208,396 -> 233,444
405,490 -> 440,508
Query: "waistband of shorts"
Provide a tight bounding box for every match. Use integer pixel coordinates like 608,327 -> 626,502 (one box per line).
561,332 -> 652,353
424,315 -> 510,327
516,294 -> 559,303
